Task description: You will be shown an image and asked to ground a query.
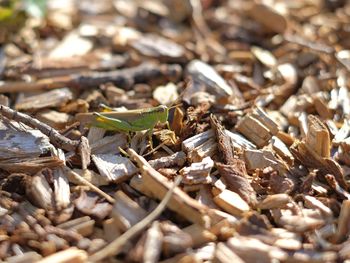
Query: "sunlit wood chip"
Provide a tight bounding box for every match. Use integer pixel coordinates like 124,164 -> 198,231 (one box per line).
213,189 -> 250,217
180,156 -> 214,185
112,190 -> 148,232
37,248 -> 87,263
306,115 -> 330,158
227,236 -> 288,262
92,153 -> 137,183
258,194 -> 292,210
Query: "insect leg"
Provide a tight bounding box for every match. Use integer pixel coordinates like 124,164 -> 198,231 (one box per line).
146,127 -> 155,150
166,121 -> 171,130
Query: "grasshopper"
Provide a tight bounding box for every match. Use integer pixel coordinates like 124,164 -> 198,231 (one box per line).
90,105 -> 169,132
76,105 -> 171,142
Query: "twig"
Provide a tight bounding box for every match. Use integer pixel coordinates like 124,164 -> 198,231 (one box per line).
64,167 -> 115,204
89,174 -> 182,262
210,114 -> 235,165
0,62 -> 182,93
0,105 -> 81,152
284,34 -> 334,54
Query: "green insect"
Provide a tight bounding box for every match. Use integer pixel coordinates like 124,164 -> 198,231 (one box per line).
76,104 -> 171,134
92,105 -> 169,132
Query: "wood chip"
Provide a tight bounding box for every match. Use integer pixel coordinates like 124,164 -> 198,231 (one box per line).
213,189 -> 250,217
15,88 -> 73,111
36,247 -> 88,263
92,154 -> 137,183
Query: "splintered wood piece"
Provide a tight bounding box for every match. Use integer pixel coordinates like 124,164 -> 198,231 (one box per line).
57,216 -> 95,237
182,224 -> 217,248
235,115 -> 272,148
26,170 -> 54,211
213,243 -> 245,263
6,252 -> 42,263
36,110 -> 72,130
89,175 -> 183,262
271,208 -> 325,232
304,195 -> 333,218
251,46 -> 277,68
92,154 -> 137,183
0,105 -> 82,152
49,32 -> 93,59
130,33 -> 186,61
103,218 -> 121,242
90,133 -> 127,155
143,221 -> 163,263
68,168 -> 109,187
313,93 -> 333,120
210,114 -> 235,164
36,247 -> 88,263
224,130 -> 256,149
188,137 -> 217,163
128,148 -> 211,226
153,83 -> 179,106
112,190 -> 148,231
216,162 -> 257,205
334,120 -> 350,144
87,127 -> 105,143
52,148 -> 70,211
182,129 -> 215,152
186,60 -> 233,103
53,168 -> 70,211
272,136 -> 294,165
193,243 -> 216,262
196,185 -> 220,209
64,167 -> 114,203
251,107 -> 279,135
246,3 -> 287,34
0,120 -> 53,160
338,138 -> 350,166
129,174 -> 155,198
161,221 -> 193,256
149,151 -> 186,170
180,156 -> 214,185
213,189 -> 250,217
258,194 -> 292,210
290,141 -> 347,189
113,27 -> 141,51
333,200 -> 350,243
15,88 -> 73,111
244,149 -> 287,175
73,191 -> 112,220
0,156 -> 63,174
227,236 -> 288,263
306,115 -> 330,158
289,250 -> 337,263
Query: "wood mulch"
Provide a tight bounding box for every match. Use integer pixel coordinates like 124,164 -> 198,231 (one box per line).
1,0 -> 350,262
